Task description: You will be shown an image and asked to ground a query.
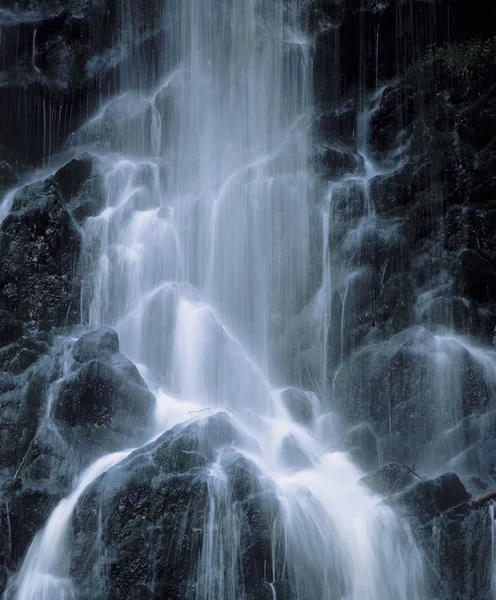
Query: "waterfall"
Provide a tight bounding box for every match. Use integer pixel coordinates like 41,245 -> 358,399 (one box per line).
6,451 -> 134,600
6,1 -> 434,598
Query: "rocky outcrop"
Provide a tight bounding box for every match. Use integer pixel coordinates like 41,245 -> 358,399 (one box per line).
0,326 -> 155,595
0,0 -> 175,168
0,154 -> 103,329
69,412 -> 289,600
386,473 -> 491,600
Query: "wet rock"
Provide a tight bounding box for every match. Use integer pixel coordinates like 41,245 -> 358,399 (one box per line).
0,177 -> 81,328
0,312 -> 23,348
0,0 -> 173,167
220,449 -> 263,502
459,249 -> 496,304
69,93 -> 155,156
315,101 -> 358,147
369,165 -> 415,214
155,412 -> 259,473
432,504 -> 491,600
334,424 -> 379,472
72,326 -> 120,363
240,491 -> 284,591
53,154 -> 105,222
377,272 -> 415,334
388,472 -> 471,525
333,327 -> 437,461
279,434 -> 313,470
341,220 -> 409,278
317,144 -> 364,180
360,462 -> 415,495
69,414 -> 284,600
328,180 -> 368,251
55,353 -> 155,440
280,388 -> 314,425
0,357 -> 53,470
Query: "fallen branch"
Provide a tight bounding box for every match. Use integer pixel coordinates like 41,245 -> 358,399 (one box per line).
224,407 -> 235,416
14,454 -> 28,481
187,408 -> 211,416
390,456 -> 424,481
471,489 -> 496,509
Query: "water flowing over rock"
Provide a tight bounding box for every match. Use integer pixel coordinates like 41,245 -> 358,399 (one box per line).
1,0 -> 496,598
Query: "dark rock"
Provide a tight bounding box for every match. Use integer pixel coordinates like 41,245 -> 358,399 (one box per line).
334,424 -> 379,472
0,177 -> 81,328
53,154 -> 105,222
315,101 -> 358,147
360,462 -> 415,495
153,412 -> 259,474
388,472 -> 471,525
459,249 -> 496,304
333,326 -> 437,461
328,180 -> 368,251
280,388 -> 314,425
432,503 -> 492,600
69,414 -> 284,599
377,272 -> 415,334
341,219 -> 409,278
317,144 -> 364,179
0,0 -> 173,167
72,327 -> 119,363
55,356 -> 155,439
0,312 -> 23,348
0,357 -> 52,469
334,325 -> 493,464
220,449 -> 263,502
240,491 -> 283,589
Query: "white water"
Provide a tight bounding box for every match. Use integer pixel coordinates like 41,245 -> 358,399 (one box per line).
9,450 -> 134,600
8,2 -> 431,599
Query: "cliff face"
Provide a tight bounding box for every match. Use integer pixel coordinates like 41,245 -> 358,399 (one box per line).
1,1 -> 496,598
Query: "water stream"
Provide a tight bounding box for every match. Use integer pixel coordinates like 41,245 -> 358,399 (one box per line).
3,1 -> 470,598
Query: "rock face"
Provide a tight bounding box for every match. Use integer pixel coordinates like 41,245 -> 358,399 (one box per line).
69,412 -> 288,600
0,155 -> 103,329
0,326 -> 155,595
386,474 -> 491,600
0,0 -> 175,168
1,1 -> 496,599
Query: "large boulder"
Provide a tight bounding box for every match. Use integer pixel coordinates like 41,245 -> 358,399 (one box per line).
0,328 -> 158,592
0,177 -> 81,328
333,327 -> 492,464
280,388 -> 314,425
0,0 -> 174,167
387,472 -> 471,525
69,412 -> 288,600
334,424 -> 379,472
388,473 -> 491,599
55,327 -> 155,440
360,462 -> 415,495
53,153 -> 105,222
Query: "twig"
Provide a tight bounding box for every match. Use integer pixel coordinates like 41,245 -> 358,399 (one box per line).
471,489 -> 496,510
187,408 -> 211,416
224,407 -> 235,416
14,454 -> 28,480
390,456 -> 423,481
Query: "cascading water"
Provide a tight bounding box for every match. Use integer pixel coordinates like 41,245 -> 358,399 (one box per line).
4,1 -> 440,598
